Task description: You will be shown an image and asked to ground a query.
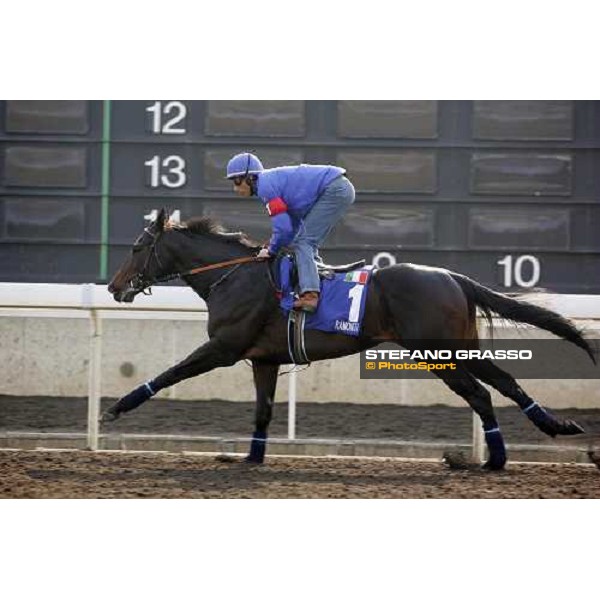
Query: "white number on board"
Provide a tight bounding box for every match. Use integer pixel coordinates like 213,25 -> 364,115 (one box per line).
144,209 -> 181,224
497,255 -> 541,288
144,155 -> 187,188
146,101 -> 187,134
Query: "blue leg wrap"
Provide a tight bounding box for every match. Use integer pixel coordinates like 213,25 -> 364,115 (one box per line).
115,381 -> 156,413
484,427 -> 506,469
247,430 -> 267,463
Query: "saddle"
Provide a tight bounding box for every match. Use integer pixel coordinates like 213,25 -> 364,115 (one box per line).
272,253 -> 371,365
278,253 -> 366,291
316,259 -> 367,276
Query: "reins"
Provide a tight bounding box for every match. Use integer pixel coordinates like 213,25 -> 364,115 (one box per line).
183,255 -> 264,277
130,223 -> 272,295
133,255 -> 268,294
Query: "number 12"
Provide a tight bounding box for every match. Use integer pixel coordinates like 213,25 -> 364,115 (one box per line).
146,101 -> 187,134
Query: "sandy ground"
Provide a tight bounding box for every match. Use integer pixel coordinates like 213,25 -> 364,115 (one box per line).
1,449 -> 599,499
2,396 -> 600,498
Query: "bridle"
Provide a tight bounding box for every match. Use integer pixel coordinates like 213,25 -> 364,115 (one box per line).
129,227 -> 164,294
128,226 -> 267,296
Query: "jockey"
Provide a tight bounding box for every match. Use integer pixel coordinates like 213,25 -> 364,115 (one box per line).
226,152 -> 356,313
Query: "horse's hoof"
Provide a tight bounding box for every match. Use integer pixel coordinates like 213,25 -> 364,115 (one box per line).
244,455 -> 264,465
562,420 -> 585,436
442,451 -> 471,470
587,451 -> 600,470
482,459 -> 506,471
99,409 -> 119,424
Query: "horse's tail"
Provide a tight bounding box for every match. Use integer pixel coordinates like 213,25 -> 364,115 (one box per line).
449,271 -> 596,364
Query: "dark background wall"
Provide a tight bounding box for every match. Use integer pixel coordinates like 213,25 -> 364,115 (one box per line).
1,100 -> 598,292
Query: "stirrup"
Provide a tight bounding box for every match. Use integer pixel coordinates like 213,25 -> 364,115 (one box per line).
293,292 -> 319,313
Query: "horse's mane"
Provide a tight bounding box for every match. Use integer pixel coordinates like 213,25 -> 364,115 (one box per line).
170,216 -> 261,249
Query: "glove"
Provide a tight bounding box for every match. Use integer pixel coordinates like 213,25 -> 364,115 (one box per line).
256,247 -> 271,259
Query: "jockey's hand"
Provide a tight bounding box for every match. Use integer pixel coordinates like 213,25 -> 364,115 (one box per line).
256,247 -> 272,259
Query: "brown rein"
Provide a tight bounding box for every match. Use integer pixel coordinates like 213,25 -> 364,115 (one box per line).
183,255 -> 266,277
135,254 -> 269,292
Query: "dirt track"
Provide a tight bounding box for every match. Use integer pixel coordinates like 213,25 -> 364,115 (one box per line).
2,396 -> 600,498
1,449 -> 599,498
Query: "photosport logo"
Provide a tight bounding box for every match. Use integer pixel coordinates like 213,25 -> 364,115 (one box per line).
360,340 -> 600,380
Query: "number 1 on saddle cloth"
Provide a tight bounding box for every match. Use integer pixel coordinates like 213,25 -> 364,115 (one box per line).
276,254 -> 373,337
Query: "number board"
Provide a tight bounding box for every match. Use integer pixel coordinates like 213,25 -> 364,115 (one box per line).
0,100 -> 599,293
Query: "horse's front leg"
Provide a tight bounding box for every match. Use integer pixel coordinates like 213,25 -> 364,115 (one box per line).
246,361 -> 280,464
100,338 -> 239,422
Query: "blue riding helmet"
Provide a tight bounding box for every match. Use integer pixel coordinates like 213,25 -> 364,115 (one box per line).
226,152 -> 264,179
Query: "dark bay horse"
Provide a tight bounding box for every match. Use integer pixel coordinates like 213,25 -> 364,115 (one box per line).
104,208 -> 595,469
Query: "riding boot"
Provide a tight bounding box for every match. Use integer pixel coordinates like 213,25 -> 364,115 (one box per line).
293,291 -> 319,313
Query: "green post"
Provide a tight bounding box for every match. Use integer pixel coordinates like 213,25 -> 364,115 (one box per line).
99,100 -> 112,281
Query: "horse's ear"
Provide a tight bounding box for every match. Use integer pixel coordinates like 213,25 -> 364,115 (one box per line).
167,209 -> 181,226
156,208 -> 168,231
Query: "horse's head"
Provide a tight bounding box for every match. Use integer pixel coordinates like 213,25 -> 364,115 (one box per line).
108,209 -> 260,303
108,208 -> 173,303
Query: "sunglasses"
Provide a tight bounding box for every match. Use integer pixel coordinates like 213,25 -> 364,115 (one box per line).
230,176 -> 245,186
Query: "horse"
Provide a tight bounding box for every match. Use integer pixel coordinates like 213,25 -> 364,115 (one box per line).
103,208 -> 595,470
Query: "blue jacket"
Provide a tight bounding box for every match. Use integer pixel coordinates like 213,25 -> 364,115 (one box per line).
256,164 -> 346,253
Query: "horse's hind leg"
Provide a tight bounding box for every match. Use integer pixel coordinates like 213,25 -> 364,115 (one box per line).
465,359 -> 584,437
433,364 -> 506,470
246,361 -> 280,464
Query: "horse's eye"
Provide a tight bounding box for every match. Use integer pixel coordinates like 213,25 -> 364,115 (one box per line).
132,245 -> 144,254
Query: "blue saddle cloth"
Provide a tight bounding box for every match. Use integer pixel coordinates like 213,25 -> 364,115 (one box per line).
276,256 -> 373,337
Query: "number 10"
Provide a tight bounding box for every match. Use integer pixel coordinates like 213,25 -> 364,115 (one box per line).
497,255 -> 541,288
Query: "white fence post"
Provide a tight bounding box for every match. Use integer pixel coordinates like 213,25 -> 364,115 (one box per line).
84,285 -> 102,451
288,369 -> 297,440
471,316 -> 487,463
471,409 -> 485,463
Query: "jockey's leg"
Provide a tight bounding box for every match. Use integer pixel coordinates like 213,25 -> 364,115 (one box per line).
291,176 -> 356,296
292,237 -> 320,295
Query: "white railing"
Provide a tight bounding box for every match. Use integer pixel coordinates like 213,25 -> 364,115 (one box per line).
0,283 -> 295,450
1,283 -> 599,458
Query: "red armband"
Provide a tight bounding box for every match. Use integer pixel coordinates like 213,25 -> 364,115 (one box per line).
265,197 -> 288,217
